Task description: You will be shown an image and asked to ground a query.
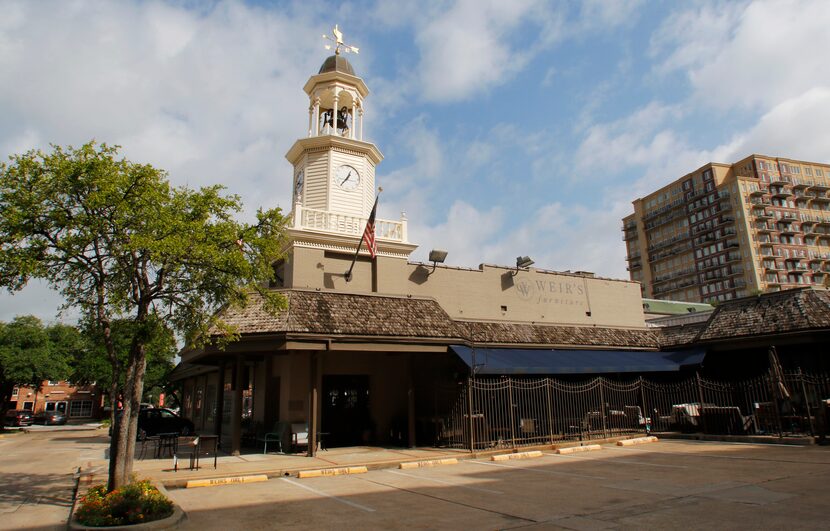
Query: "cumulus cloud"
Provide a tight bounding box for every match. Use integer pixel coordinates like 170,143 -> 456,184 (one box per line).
0,0 -> 323,218
652,0 -> 830,110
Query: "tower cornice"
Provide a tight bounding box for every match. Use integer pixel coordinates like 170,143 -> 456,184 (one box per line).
304,70 -> 369,99
285,135 -> 383,166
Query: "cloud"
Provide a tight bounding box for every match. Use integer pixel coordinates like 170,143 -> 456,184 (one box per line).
0,0 -> 323,218
652,0 -> 830,110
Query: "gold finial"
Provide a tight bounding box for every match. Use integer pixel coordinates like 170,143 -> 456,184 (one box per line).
323,24 -> 360,56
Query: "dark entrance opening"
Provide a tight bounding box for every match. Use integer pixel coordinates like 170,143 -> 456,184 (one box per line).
322,375 -> 371,447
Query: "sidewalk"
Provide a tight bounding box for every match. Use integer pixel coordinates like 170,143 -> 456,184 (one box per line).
125,445 -> 472,488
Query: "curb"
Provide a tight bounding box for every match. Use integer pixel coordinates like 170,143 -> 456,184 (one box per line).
185,474 -> 268,488
399,458 -> 458,469
655,432 -> 816,446
491,450 -> 543,461
555,444 -> 602,454
617,436 -> 659,446
298,466 -> 368,479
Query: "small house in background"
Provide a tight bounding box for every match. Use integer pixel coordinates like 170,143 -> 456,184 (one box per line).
7,380 -> 104,419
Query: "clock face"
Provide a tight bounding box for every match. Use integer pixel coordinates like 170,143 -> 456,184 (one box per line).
295,169 -> 304,199
335,165 -> 360,191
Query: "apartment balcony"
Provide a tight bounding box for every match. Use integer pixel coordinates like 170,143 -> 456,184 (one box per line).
627,262 -> 642,271
749,188 -> 768,197
777,224 -> 798,235
725,252 -> 742,263
809,181 -> 830,192
770,175 -> 791,185
792,179 -> 810,189
769,187 -> 793,198
810,196 -> 830,205
626,252 -> 642,261
754,210 -> 774,220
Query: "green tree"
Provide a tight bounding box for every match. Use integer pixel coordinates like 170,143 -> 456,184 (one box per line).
0,142 -> 287,490
0,316 -> 75,422
73,317 -> 177,409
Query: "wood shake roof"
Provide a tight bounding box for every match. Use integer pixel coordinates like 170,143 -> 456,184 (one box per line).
217,290 -> 463,339
215,290 -> 659,347
658,287 -> 830,347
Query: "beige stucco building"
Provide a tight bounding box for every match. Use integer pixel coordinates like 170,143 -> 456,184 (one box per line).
624,156 -> 830,303
174,50 -> 704,455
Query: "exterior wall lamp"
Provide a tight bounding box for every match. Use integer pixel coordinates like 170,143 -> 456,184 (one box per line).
513,256 -> 534,275
428,249 -> 448,274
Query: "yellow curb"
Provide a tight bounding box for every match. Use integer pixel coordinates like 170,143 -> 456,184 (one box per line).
491,450 -> 543,461
555,444 -> 602,455
399,458 -> 459,469
617,436 -> 659,446
298,466 -> 368,479
186,474 -> 268,488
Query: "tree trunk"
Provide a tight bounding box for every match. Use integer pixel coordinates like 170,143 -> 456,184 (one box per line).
109,330 -> 148,490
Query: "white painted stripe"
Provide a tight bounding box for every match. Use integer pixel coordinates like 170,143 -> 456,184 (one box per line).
542,452 -> 688,469
385,469 -> 503,494
280,477 -> 375,513
467,459 -> 606,480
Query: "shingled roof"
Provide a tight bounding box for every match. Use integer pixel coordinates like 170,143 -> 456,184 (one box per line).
216,290 -> 464,339
459,321 -> 660,349
658,287 -> 830,347
214,290 -> 659,348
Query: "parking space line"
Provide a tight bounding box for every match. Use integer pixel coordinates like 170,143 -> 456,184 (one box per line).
385,469 -> 504,494
542,452 -> 688,469
467,459 -> 606,479
280,477 -> 375,513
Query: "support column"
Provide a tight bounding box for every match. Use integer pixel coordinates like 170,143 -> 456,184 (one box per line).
307,352 -> 322,457
350,101 -> 356,139
332,93 -> 339,136
358,106 -> 364,141
313,98 -> 320,136
214,360 -> 226,439
231,355 -> 243,456
407,354 -> 416,448
307,105 -> 313,137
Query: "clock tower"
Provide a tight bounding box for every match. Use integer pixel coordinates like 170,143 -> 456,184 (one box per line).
281,27 -> 417,292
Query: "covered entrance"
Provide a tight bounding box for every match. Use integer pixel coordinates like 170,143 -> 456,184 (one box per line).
322,375 -> 371,447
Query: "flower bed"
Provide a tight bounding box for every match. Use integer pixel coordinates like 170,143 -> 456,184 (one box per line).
75,479 -> 174,527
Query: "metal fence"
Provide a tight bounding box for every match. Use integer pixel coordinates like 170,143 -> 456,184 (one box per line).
436,370 -> 830,450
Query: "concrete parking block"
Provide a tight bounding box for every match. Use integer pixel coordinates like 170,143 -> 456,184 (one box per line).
617,436 -> 659,446
555,444 -> 602,455
298,466 -> 368,478
492,450 -> 543,461
185,474 -> 268,488
399,458 -> 459,469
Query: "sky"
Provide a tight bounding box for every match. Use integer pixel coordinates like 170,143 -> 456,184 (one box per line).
1,0 -> 830,323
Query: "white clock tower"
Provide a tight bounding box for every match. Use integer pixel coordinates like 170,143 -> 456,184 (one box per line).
282,27 -> 417,292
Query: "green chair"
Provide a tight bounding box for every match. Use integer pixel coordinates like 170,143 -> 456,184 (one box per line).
259,421 -> 289,454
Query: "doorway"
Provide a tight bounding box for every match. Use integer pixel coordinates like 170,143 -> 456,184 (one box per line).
322,375 -> 371,447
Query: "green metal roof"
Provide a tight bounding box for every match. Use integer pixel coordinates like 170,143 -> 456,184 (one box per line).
642,298 -> 713,315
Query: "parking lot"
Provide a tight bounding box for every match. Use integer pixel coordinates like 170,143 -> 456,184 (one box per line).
169,440 -> 830,530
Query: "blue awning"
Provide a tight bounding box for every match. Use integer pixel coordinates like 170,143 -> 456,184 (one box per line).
450,346 -> 705,375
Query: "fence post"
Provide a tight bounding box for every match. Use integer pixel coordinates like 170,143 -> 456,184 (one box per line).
599,378 -> 608,439
638,376 -> 648,434
768,369 -> 784,438
696,372 -> 708,434
508,378 -> 516,449
798,367 -> 815,436
545,378 -> 554,445
467,378 -> 475,453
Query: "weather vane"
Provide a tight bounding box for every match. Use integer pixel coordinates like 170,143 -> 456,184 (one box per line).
323,24 -> 359,55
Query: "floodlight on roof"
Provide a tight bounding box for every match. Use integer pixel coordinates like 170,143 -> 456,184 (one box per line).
428,249 -> 448,274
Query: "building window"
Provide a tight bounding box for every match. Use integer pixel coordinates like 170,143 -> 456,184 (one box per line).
47,381 -> 59,386
11,387 -> 19,398
23,401 -> 33,410
69,400 -> 93,418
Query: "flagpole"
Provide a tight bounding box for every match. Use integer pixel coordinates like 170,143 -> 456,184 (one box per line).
345,188 -> 381,282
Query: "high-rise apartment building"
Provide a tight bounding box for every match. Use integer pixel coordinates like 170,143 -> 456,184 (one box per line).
623,155 -> 830,303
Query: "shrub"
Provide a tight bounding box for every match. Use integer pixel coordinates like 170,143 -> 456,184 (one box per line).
75,479 -> 174,527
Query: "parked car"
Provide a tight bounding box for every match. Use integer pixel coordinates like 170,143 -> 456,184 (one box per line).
4,410 -> 33,427
137,408 -> 194,438
33,410 -> 68,425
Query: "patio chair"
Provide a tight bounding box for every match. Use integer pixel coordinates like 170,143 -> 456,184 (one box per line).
291,423 -> 309,452
258,421 -> 290,454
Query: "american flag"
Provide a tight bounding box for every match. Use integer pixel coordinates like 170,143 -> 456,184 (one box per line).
363,196 -> 378,258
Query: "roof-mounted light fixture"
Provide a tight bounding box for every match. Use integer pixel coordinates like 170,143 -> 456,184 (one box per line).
513,256 -> 534,275
428,249 -> 448,274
